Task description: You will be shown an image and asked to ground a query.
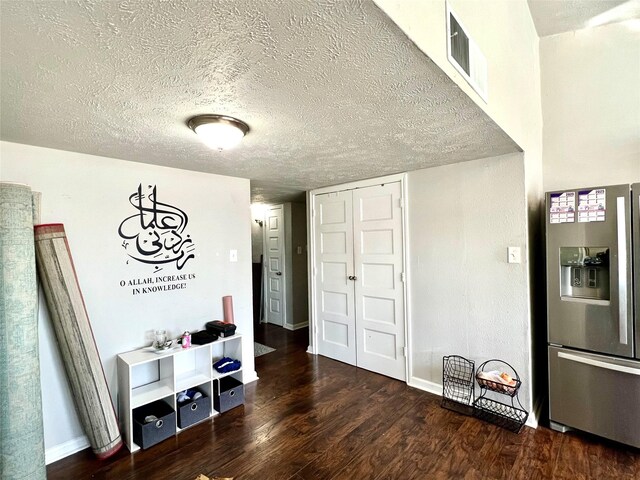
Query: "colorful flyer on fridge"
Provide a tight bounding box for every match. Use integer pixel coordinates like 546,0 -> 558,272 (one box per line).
578,188 -> 606,222
549,191 -> 575,224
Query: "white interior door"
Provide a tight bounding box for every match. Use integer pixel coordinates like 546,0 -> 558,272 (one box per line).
265,205 -> 284,326
353,183 -> 406,381
314,191 -> 356,365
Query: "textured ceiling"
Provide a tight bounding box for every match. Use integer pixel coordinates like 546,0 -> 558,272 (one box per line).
1,0 -> 520,204
527,0 -> 638,37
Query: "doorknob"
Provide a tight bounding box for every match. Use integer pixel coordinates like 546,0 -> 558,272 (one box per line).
276,272 -> 282,276
348,275 -> 358,281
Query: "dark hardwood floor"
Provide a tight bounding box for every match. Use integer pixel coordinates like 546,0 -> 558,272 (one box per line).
48,324 -> 640,479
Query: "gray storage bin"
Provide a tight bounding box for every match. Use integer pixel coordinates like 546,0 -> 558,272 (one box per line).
177,392 -> 211,428
214,377 -> 244,413
132,400 -> 176,449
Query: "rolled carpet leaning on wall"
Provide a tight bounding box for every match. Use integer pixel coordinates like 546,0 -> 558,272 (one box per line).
34,223 -> 122,459
0,182 -> 46,480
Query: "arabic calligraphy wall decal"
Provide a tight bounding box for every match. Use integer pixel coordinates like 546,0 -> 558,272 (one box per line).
118,184 -> 196,272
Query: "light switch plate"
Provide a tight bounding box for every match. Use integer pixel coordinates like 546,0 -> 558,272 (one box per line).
229,249 -> 238,262
507,246 -> 521,264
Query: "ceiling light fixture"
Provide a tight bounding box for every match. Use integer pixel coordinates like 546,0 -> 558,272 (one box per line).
187,114 -> 249,150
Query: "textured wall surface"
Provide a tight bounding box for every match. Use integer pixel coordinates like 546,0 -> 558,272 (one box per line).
2,141 -> 256,459
290,202 -> 309,327
407,153 -> 531,412
540,22 -> 640,190
527,0 -> 633,37
0,0 -> 519,203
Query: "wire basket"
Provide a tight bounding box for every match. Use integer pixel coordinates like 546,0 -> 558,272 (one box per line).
473,359 -> 528,433
473,397 -> 528,433
442,355 -> 475,415
475,359 -> 521,397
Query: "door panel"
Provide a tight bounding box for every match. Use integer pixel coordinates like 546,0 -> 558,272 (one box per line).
265,205 -> 284,326
314,191 -> 356,365
361,230 -> 394,254
363,329 -> 397,359
353,182 -> 406,381
361,263 -> 395,289
362,296 -> 396,325
549,346 -> 640,447
546,184 -> 633,357
321,231 -> 348,254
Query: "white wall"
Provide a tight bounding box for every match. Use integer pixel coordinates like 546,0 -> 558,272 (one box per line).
407,153 -> 532,412
375,0 -> 542,417
250,204 -> 265,264
283,202 -> 308,329
283,203 -> 294,328
541,22 -> 640,190
1,141 -> 256,461
374,0 -> 542,160
290,202 -> 309,328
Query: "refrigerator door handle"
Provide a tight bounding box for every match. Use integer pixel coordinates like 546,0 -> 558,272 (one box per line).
558,351 -> 640,376
616,196 -> 628,345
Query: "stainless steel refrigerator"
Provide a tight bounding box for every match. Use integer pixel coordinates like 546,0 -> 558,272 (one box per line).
546,183 -> 640,447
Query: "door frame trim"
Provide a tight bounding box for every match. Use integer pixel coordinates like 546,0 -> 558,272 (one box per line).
307,173 -> 411,383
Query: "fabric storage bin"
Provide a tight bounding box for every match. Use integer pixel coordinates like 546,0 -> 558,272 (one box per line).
132,400 -> 176,449
177,392 -> 211,428
214,377 -> 244,413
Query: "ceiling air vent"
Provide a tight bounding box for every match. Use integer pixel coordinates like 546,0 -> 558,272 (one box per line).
446,4 -> 488,102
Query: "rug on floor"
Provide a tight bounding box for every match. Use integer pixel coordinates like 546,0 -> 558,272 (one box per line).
254,342 -> 276,357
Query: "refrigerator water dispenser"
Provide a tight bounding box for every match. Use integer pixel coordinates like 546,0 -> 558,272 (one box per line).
560,247 -> 610,302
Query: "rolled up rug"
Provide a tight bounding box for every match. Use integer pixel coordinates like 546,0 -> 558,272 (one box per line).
0,182 -> 46,479
34,224 -> 122,459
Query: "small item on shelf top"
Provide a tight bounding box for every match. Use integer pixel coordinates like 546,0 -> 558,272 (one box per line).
152,340 -> 174,351
222,295 -> 234,324
191,330 -> 219,345
153,329 -> 173,350
180,331 -> 191,349
206,320 -> 237,338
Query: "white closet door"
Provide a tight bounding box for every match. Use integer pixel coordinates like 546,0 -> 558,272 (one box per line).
353,182 -> 406,381
265,205 -> 284,326
314,191 -> 356,366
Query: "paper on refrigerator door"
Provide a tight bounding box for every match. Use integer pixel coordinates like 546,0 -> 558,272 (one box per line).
578,188 -> 606,223
549,191 -> 576,224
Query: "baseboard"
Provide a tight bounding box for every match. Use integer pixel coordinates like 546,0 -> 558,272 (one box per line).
45,435 -> 90,465
525,412 -> 539,428
243,370 -> 259,384
407,376 -> 442,396
306,345 -> 316,354
284,321 -> 309,331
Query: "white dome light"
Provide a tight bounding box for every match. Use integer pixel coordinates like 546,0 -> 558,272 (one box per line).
188,115 -> 249,150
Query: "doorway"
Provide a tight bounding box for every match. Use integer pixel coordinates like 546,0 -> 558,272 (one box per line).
250,202 -> 309,330
264,204 -> 285,326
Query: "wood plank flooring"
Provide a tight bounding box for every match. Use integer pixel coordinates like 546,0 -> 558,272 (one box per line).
47,324 -> 640,480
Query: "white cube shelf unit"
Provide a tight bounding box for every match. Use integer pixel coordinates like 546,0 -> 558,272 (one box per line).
117,334 -> 243,452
